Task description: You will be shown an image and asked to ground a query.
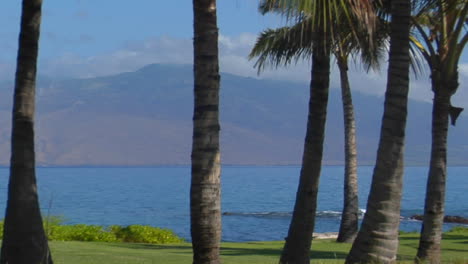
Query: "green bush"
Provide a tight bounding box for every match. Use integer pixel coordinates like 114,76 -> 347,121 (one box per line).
48,224 -> 118,242
112,225 -> 184,244
43,215 -> 66,238
446,226 -> 468,234
0,217 -> 183,244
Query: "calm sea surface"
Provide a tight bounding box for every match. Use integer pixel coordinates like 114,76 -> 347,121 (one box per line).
0,166 -> 466,242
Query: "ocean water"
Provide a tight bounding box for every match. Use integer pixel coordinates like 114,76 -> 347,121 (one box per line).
0,166 -> 466,242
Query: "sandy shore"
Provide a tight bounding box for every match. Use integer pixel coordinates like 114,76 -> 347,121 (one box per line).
312,232 -> 338,239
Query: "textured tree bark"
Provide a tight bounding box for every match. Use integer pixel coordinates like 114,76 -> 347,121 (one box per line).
191,0 -> 221,264
336,59 -> 359,243
0,0 -> 53,263
416,90 -> 449,264
279,38 -> 330,264
416,72 -> 456,264
345,0 -> 411,263
413,2 -> 467,263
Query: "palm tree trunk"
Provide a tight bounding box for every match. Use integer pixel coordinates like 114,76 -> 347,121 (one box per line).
345,0 -> 411,263
336,58 -> 359,243
279,38 -> 330,264
190,1 -> 221,264
0,0 -> 53,263
416,76 -> 453,264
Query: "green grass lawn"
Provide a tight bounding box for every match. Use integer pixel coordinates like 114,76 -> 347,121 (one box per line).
49,232 -> 468,264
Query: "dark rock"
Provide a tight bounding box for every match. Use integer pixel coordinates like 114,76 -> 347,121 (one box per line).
410,215 -> 424,221
444,215 -> 468,224
410,214 -> 468,224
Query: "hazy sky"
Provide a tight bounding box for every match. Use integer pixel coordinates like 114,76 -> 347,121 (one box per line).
1,0 -> 467,108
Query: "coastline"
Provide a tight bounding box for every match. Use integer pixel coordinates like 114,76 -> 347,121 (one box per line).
312,232 -> 338,239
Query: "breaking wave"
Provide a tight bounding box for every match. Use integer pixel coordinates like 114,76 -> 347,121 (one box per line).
222,209 -> 367,219
222,211 -> 291,218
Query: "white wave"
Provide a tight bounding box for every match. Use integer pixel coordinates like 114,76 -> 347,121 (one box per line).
223,208 -> 369,219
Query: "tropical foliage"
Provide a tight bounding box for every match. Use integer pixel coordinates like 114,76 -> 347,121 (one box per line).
250,0 -> 376,262
411,0 -> 468,262
0,0 -> 466,263
1,218 -> 184,244
249,2 -> 387,244
346,0 -> 412,262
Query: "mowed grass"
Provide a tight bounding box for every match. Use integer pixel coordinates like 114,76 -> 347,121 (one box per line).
49,231 -> 468,264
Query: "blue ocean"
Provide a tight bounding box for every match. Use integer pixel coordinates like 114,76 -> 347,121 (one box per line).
0,166 -> 466,242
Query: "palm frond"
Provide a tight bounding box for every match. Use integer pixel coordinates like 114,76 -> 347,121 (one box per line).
357,18 -> 389,73
249,20 -> 313,72
409,38 -> 428,78
258,0 -> 377,43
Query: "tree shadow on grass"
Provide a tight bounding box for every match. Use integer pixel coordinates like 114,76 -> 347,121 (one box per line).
442,234 -> 468,240
220,245 -> 348,260
310,250 -> 348,260
107,243 -> 192,251
398,235 -> 420,241
396,253 -> 415,262
220,246 -> 281,257
445,248 -> 468,253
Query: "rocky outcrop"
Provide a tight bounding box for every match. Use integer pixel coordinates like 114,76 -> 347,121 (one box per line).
410,215 -> 468,224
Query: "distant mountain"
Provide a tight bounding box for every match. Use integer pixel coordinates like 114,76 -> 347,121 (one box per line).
0,63 -> 466,166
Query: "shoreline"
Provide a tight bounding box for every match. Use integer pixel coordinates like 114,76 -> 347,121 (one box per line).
312,232 -> 338,239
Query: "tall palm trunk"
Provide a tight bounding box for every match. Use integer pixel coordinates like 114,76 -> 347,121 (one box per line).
0,0 -> 53,263
416,72 -> 457,263
413,2 -> 467,262
416,89 -> 449,264
336,58 -> 359,243
279,36 -> 330,264
190,0 -> 221,264
345,0 -> 411,263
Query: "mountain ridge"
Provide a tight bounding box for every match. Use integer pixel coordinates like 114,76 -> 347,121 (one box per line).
0,63 -> 466,166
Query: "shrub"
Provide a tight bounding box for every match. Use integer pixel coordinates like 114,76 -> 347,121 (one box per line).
112,225 -> 184,244
445,226 -> 468,234
48,224 -> 118,242
0,216 -> 183,244
43,215 -> 66,238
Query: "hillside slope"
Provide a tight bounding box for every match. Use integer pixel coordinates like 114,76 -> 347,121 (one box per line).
0,63 -> 466,166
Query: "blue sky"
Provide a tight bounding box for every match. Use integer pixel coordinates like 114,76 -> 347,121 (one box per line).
1,1 -> 280,59
0,0 -> 467,108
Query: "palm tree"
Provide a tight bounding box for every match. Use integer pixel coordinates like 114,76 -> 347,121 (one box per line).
345,0 -> 412,262
335,50 -> 360,243
249,14 -> 386,244
412,1 -> 468,262
190,0 -> 222,263
254,1 -> 375,262
334,24 -> 389,243
0,0 -> 53,263
279,21 -> 331,264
